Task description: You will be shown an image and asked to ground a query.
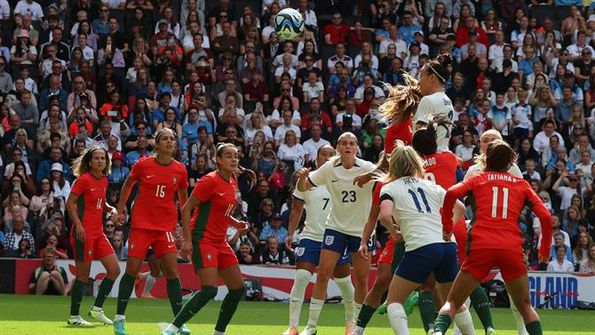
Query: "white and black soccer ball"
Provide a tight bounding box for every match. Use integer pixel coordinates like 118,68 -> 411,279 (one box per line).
274,8 -> 305,42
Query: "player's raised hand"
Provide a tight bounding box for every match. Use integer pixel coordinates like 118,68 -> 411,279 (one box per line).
353,172 -> 373,187
295,167 -> 311,179
237,220 -> 250,233
180,240 -> 193,261
358,243 -> 370,260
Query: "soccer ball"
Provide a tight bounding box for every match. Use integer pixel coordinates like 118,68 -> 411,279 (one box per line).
274,8 -> 305,42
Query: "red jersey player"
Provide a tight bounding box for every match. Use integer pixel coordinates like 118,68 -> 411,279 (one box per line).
66,147 -> 120,326
113,128 -> 190,335
432,140 -> 553,335
381,76 -> 421,154
161,143 -> 251,335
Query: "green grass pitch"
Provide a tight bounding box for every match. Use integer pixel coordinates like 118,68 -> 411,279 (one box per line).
1,294 -> 594,334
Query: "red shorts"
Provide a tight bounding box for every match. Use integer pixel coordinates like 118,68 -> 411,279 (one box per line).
71,234 -> 114,262
193,240 -> 238,270
127,228 -> 177,259
378,237 -> 395,265
453,218 -> 467,264
462,248 -> 527,282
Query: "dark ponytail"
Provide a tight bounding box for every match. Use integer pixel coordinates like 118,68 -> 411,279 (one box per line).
425,53 -> 453,84
412,122 -> 438,156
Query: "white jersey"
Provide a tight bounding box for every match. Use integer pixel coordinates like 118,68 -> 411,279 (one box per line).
308,157 -> 376,237
293,185 -> 331,242
413,92 -> 455,151
464,162 -> 522,180
381,177 -> 447,252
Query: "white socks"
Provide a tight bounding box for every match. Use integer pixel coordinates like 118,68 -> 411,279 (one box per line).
335,275 -> 355,324
453,309 -> 476,335
452,298 -> 471,335
510,297 -> 529,335
212,331 -> 225,335
114,314 -> 125,322
288,269 -> 312,328
143,274 -> 157,296
387,303 -> 409,335
307,298 -> 325,328
354,302 -> 363,320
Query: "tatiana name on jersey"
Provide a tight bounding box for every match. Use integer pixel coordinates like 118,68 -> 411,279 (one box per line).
487,173 -> 515,182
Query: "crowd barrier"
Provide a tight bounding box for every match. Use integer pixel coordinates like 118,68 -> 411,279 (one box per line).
1,259 -> 593,309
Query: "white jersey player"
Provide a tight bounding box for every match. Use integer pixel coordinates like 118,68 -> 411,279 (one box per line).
415,53 -> 456,152
296,132 -> 376,335
377,145 -> 475,335
283,145 -> 354,335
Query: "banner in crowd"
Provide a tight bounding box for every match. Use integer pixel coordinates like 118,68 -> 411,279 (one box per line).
12,259 -> 594,308
13,259 -> 377,301
489,270 -> 595,308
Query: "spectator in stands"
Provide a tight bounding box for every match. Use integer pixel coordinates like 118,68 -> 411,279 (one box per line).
260,235 -> 291,265
36,147 -> 71,182
28,247 -> 68,295
579,245 -> 595,273
547,245 -> 575,272
324,12 -> 349,45
236,242 -> 259,265
4,211 -> 35,253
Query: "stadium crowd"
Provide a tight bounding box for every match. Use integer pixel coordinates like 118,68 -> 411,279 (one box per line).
0,0 -> 594,275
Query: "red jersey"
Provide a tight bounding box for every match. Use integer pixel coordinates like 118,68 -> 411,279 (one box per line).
129,157 -> 188,232
384,118 -> 413,154
190,171 -> 237,244
442,172 -> 553,258
70,173 -> 108,238
423,151 -> 460,189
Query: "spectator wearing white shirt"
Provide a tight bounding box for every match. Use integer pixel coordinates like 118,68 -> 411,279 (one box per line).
302,124 -> 330,160
566,31 -> 595,61
487,31 -> 506,61
277,130 -> 307,171
298,0 -> 317,29
547,245 -> 575,272
14,0 -> 43,21
274,53 -> 297,85
0,0 -> 10,20
274,109 -> 301,146
302,72 -> 324,104
335,99 -> 362,130
353,74 -> 385,103
268,97 -> 301,129
378,25 -> 407,59
533,120 -> 564,153
327,43 -> 353,74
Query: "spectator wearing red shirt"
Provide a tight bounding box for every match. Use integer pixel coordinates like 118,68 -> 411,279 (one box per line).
301,98 -> 333,135
455,16 -> 488,48
100,91 -> 129,121
324,12 -> 350,45
243,71 -> 269,105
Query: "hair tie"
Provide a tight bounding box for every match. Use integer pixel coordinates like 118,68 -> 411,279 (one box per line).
428,64 -> 446,83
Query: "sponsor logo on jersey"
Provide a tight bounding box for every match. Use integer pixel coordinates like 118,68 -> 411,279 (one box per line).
324,235 -> 334,245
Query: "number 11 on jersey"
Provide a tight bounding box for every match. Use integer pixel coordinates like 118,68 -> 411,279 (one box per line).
491,186 -> 509,218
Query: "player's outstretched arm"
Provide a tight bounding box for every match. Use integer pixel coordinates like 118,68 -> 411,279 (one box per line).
286,197 -> 305,251
180,195 -> 200,260
115,177 -> 136,226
